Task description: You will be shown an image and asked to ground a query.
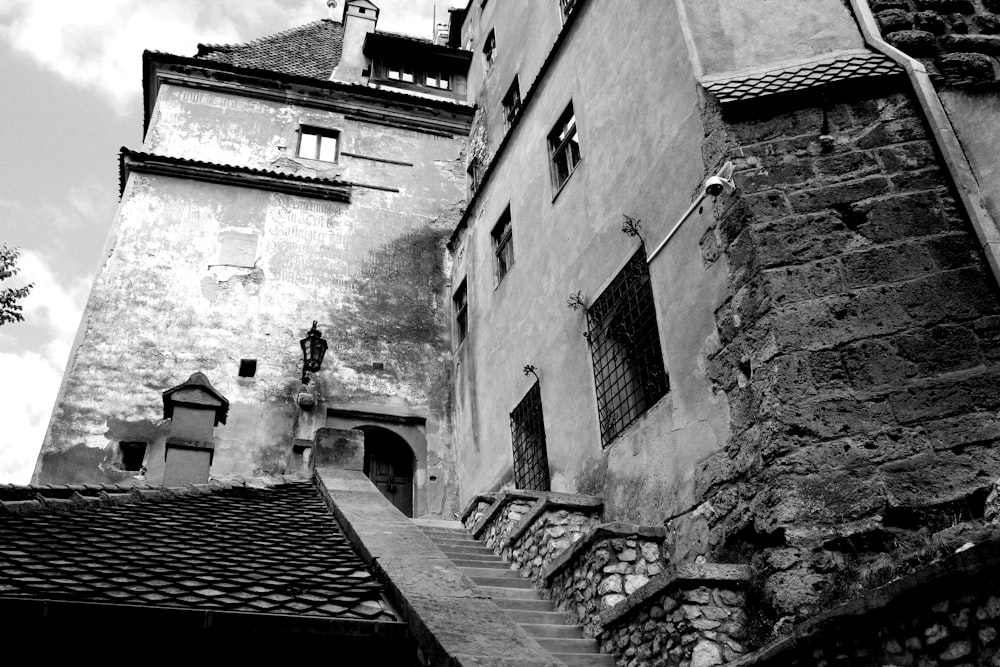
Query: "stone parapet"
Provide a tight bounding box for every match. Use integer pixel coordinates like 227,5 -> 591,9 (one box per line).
543,523 -> 669,638
729,537 -> 1000,666
598,563 -> 750,667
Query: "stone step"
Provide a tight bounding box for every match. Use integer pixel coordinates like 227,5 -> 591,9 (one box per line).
450,558 -> 511,569
478,586 -> 542,600
411,518 -> 465,530
518,623 -> 586,639
535,637 -> 601,654
425,535 -> 482,547
503,608 -> 572,625
420,528 -> 477,541
459,567 -> 529,580
435,544 -> 497,556
552,653 -> 616,666
468,575 -> 535,589
492,599 -> 559,614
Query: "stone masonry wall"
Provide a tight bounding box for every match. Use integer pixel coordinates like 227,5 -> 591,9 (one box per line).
872,0 -> 1000,85
506,509 -> 600,583
601,581 -> 747,667
730,539 -> 1000,667
690,77 -> 1000,621
480,497 -> 536,551
547,531 -> 667,638
462,496 -> 495,531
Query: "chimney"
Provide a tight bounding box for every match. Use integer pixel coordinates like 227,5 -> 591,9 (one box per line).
331,0 -> 379,84
161,372 -> 229,487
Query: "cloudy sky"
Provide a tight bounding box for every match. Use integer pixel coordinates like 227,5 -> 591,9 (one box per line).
0,0 -> 464,484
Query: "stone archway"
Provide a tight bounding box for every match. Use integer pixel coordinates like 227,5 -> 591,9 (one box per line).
357,425 -> 415,517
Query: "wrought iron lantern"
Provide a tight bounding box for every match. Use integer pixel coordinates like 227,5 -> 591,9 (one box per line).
299,321 -> 328,384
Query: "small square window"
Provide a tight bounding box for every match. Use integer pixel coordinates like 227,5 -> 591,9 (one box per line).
239,359 -> 257,378
453,280 -> 469,344
387,65 -> 401,80
483,30 -> 496,72
298,127 -> 339,163
548,102 -> 582,192
502,77 -> 521,130
492,207 -> 514,285
119,442 -> 147,472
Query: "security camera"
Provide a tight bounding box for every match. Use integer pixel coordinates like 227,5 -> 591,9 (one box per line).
703,162 -> 736,198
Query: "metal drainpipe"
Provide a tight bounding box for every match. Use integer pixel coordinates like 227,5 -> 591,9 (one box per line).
848,0 -> 1000,282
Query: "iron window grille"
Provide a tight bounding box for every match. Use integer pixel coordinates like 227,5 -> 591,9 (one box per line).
510,381 -> 551,491
483,30 -> 497,72
548,103 -> 581,192
503,77 -> 521,130
297,126 -> 339,163
586,247 -> 669,447
492,207 -> 514,285
453,279 -> 468,344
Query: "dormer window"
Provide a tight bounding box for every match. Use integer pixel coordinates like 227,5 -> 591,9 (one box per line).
297,127 -> 339,163
425,71 -> 451,90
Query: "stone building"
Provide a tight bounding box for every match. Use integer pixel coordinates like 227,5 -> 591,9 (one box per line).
14,0 -> 1000,665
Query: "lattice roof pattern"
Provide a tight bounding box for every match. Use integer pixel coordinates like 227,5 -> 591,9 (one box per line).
197,20 -> 345,81
701,51 -> 903,104
0,482 -> 395,622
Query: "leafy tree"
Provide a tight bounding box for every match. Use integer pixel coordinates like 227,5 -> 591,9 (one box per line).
0,244 -> 34,326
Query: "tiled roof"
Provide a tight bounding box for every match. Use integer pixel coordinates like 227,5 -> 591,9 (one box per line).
700,50 -> 903,104
0,481 -> 396,622
197,20 -> 345,81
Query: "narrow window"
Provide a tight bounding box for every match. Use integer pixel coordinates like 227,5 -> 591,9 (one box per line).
387,64 -> 401,80
510,382 -> 550,491
238,359 -> 257,377
586,247 -> 668,447
548,103 -> 581,192
492,207 -> 514,285
119,442 -> 147,472
483,30 -> 496,72
401,67 -> 415,83
297,127 -> 339,163
502,77 -> 521,130
560,0 -> 578,20
453,280 -> 469,344
467,157 -> 483,194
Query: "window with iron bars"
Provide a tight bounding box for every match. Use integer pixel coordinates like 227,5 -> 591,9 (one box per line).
510,381 -> 550,491
586,247 -> 668,447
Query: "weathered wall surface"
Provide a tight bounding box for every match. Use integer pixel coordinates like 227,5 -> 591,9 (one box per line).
37,84 -> 468,517
450,0 -> 731,524
686,79 -> 1000,619
459,0 -> 563,180
679,0 -> 865,76
872,0 -> 1000,85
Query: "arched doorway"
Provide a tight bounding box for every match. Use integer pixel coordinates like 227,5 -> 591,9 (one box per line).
359,426 -> 414,517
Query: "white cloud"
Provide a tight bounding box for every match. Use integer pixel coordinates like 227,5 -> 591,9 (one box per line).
0,250 -> 88,484
0,349 -> 62,484
0,0 -> 462,114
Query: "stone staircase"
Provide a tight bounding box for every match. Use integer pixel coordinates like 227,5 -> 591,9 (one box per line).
416,520 -> 613,667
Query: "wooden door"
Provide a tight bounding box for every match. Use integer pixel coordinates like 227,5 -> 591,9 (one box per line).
363,429 -> 414,517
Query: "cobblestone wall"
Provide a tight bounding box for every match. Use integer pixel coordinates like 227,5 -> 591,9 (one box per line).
730,540 -> 1000,667
462,497 -> 494,531
601,582 -> 747,667
546,530 -> 667,638
871,0 -> 1000,85
506,508 -> 600,583
689,78 -> 1000,620
480,497 -> 536,551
